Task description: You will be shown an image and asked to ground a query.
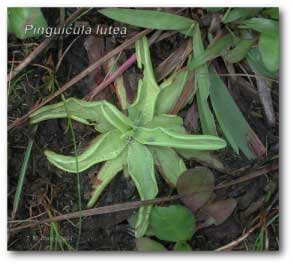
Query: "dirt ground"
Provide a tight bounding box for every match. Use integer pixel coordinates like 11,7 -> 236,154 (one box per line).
7,8 -> 279,251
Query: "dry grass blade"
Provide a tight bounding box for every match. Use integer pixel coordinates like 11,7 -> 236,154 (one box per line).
255,76 -> 276,127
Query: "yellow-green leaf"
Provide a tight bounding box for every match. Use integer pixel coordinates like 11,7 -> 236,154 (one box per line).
136,237 -> 167,251
128,37 -> 160,125
128,141 -> 158,237
151,146 -> 186,186
30,98 -> 133,133
144,114 -> 185,133
45,129 -> 127,173
87,151 -> 126,208
134,127 -> 226,150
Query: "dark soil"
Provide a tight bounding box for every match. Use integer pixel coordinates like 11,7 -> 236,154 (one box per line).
7,8 -> 279,251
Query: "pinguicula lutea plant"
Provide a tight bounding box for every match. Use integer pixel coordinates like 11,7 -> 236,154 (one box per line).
30,37 -> 226,237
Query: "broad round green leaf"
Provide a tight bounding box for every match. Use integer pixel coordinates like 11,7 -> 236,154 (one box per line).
177,167 -> 215,212
8,8 -> 48,39
150,205 -> 196,242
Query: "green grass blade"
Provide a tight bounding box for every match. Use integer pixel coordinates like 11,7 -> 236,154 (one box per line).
190,34 -> 233,70
222,8 -> 262,24
99,8 -> 195,36
11,124 -> 38,219
193,24 -> 217,135
209,67 -> 264,159
62,95 -> 82,250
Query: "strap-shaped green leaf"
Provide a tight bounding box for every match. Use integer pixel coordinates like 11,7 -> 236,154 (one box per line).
239,18 -> 279,72
30,98 -> 133,133
144,114 -> 186,133
222,38 -> 255,64
128,37 -> 160,125
99,8 -> 195,36
155,70 -> 188,115
190,34 -> 233,70
222,8 -> 261,24
134,127 -> 226,150
128,141 -> 158,237
258,32 -> 279,73
150,146 -> 186,186
193,24 -> 217,135
45,129 -> 127,173
209,67 -> 259,159
239,18 -> 278,36
246,47 -> 275,78
87,151 -> 126,208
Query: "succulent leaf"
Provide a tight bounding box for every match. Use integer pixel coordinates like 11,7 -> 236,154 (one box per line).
134,127 -> 227,150
45,129 -> 126,173
128,37 -> 160,125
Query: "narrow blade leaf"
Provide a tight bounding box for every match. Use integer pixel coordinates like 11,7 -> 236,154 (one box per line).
209,67 -> 264,159
99,8 -> 195,36
190,34 -> 233,70
222,38 -> 255,64
222,8 -> 262,24
193,24 -> 217,135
